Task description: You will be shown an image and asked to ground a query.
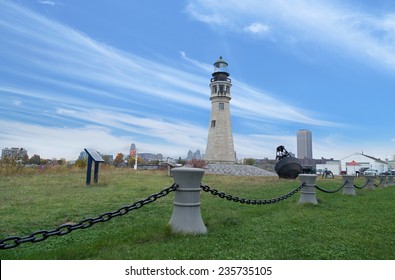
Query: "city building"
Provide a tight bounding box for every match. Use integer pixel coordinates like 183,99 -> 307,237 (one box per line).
78,150 -> 88,160
205,57 -> 236,163
297,129 -> 313,159
130,143 -> 136,156
186,149 -> 202,161
1,147 -> 28,160
139,153 -> 163,162
316,160 -> 342,175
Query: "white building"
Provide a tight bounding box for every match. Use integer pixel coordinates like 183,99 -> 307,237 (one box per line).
316,160 -> 341,175
341,152 -> 389,175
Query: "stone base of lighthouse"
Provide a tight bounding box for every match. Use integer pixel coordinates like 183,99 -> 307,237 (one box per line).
204,100 -> 236,163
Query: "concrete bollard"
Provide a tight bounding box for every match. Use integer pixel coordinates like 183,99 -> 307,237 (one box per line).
388,176 -> 395,187
377,175 -> 388,188
342,175 -> 356,195
168,167 -> 207,234
298,174 -> 318,204
364,175 -> 376,190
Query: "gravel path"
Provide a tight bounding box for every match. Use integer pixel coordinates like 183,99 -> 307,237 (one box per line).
204,164 -> 276,176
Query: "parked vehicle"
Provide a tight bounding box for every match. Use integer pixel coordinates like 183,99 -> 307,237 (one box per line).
363,169 -> 379,176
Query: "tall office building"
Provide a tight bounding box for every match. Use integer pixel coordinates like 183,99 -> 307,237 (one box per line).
297,129 -> 313,159
205,57 -> 236,163
130,143 -> 136,156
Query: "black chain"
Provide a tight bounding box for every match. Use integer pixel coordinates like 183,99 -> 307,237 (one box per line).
374,178 -> 384,187
314,181 -> 347,193
200,183 -> 304,205
353,180 -> 369,189
0,183 -> 178,250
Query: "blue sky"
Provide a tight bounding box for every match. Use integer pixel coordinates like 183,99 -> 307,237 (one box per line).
1,0 -> 394,161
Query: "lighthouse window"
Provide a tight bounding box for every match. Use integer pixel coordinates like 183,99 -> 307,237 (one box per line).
211,120 -> 216,127
219,103 -> 224,110
212,85 -> 217,94
219,85 -> 224,93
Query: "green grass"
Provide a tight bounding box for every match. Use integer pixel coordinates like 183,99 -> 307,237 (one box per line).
0,168 -> 394,260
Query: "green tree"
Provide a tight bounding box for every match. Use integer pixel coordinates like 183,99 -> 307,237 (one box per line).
29,154 -> 41,165
177,157 -> 186,165
128,155 -> 144,166
102,155 -> 112,165
244,158 -> 256,165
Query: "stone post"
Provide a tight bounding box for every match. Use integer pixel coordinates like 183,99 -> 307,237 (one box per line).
388,176 -> 395,187
364,175 -> 376,190
377,175 -> 388,188
342,175 -> 356,195
168,167 -> 207,234
298,174 -> 318,204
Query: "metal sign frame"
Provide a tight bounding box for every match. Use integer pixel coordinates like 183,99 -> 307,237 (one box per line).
84,148 -> 104,185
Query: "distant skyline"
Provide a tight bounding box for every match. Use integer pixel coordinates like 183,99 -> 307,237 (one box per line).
1,0 -> 394,161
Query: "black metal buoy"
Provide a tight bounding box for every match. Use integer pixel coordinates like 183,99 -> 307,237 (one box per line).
274,145 -> 303,179
275,157 -> 303,179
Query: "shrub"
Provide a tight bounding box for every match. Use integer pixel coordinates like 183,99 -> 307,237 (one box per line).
244,158 -> 256,165
74,159 -> 87,169
188,159 -> 207,168
0,158 -> 25,176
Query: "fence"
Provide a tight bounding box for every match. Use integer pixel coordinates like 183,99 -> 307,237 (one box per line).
1,167 -> 394,249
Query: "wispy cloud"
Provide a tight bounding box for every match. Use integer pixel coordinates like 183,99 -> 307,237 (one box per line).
38,0 -> 56,6
0,119 -> 132,160
1,1 -> 337,124
244,22 -> 270,35
56,108 -> 208,149
187,0 -> 395,70
0,1 -> 339,159
185,2 -> 231,27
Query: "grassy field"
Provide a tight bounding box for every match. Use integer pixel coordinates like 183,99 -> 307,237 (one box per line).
0,167 -> 394,260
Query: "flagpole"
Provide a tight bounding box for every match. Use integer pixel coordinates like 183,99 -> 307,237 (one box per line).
134,152 -> 138,170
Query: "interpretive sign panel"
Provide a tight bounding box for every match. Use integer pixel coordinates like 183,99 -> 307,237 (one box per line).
84,148 -> 104,185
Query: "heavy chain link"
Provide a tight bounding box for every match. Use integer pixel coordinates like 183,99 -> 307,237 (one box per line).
314,181 -> 347,193
353,181 -> 369,189
374,178 -> 384,187
200,183 -> 304,205
0,183 -> 178,250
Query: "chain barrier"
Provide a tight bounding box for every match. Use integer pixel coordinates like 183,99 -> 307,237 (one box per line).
374,178 -> 384,187
314,181 -> 347,193
0,183 -> 178,250
200,183 -> 304,205
353,181 -> 369,189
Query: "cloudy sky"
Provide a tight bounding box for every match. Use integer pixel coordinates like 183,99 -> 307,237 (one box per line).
1,0 -> 394,161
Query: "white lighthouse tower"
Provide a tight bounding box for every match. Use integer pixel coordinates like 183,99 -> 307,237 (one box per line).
205,57 -> 236,163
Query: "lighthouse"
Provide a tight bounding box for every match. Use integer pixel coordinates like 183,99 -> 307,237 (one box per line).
204,57 -> 236,163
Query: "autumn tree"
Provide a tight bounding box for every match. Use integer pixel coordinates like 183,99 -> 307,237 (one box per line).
113,153 -> 125,167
